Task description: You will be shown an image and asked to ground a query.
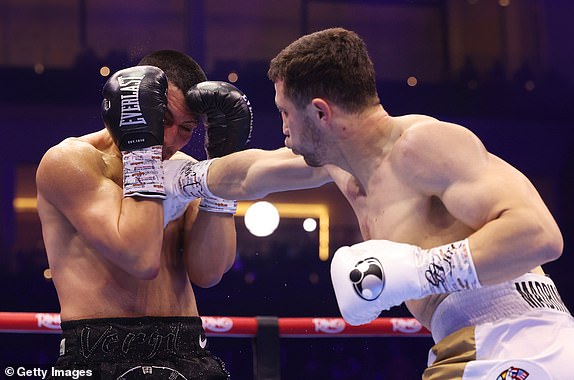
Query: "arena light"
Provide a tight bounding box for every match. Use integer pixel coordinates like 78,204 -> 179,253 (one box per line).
227,71 -> 239,83
100,66 -> 111,77
13,197 -> 37,212
303,218 -> 317,232
407,76 -> 418,87
34,63 -> 45,75
237,202 -> 330,261
243,201 -> 280,237
14,198 -> 332,260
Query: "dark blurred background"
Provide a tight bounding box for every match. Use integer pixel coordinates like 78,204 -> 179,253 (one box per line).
1,0 -> 573,378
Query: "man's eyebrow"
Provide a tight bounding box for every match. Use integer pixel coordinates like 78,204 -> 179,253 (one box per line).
182,115 -> 201,124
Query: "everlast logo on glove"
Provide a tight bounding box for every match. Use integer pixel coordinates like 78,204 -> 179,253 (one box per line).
117,74 -> 146,128
102,65 -> 167,152
101,65 -> 167,198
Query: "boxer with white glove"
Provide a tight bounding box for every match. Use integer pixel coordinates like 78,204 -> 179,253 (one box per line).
101,65 -> 168,198
331,239 -> 481,326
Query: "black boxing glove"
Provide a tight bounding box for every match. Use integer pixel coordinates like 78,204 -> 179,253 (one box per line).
186,81 -> 253,159
102,66 -> 168,198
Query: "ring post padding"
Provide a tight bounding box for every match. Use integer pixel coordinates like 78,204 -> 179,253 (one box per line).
253,316 -> 281,380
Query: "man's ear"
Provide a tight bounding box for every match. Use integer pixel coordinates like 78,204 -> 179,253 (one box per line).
311,98 -> 331,122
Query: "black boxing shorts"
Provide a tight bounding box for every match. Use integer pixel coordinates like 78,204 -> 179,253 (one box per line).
49,316 -> 229,380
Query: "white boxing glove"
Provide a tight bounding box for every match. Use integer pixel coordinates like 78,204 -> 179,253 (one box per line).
330,239 -> 481,326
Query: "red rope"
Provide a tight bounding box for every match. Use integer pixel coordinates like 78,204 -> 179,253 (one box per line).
0,312 -> 430,337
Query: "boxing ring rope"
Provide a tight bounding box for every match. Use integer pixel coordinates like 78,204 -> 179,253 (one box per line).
0,312 -> 429,337
0,312 -> 430,379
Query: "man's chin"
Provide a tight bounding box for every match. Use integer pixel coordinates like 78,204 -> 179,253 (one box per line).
302,155 -> 323,168
287,147 -> 322,167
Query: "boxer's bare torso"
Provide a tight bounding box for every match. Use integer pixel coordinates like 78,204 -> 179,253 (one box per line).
324,114 -> 545,328
37,131 -> 198,321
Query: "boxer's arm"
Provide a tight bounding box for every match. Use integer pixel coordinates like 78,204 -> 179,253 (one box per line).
164,152 -> 235,286
206,147 -> 332,200
398,121 -> 563,286
180,200 -> 236,288
36,141 -> 163,279
163,147 -> 331,202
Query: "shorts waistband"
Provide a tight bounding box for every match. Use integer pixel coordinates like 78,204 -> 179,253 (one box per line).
430,273 -> 571,343
59,316 -> 207,363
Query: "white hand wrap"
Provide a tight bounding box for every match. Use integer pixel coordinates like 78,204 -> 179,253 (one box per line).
418,239 -> 481,294
330,239 -> 481,326
199,197 -> 237,214
163,158 -> 237,218
122,145 -> 165,198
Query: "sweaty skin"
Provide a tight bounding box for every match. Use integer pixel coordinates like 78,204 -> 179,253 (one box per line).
37,132 -> 330,321
36,82 -> 236,321
273,79 -> 560,328
37,132 -> 198,320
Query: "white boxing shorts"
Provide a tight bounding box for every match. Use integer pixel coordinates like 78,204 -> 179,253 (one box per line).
424,273 -> 574,380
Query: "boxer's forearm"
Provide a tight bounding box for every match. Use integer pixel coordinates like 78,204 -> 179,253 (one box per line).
207,147 -> 331,200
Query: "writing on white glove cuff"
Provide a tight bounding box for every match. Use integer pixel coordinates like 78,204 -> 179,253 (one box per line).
417,238 -> 481,295
163,158 -> 236,213
174,159 -> 217,199
122,145 -> 166,199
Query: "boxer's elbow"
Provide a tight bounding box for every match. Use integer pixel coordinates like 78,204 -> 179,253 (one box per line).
531,219 -> 563,264
127,252 -> 161,280
133,264 -> 161,280
541,227 -> 563,263
189,259 -> 233,288
193,272 -> 224,288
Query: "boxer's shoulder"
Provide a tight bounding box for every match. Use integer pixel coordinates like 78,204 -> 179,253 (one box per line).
37,136 -> 119,198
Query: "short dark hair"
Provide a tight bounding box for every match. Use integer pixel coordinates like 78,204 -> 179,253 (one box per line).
138,50 -> 207,93
268,28 -> 379,113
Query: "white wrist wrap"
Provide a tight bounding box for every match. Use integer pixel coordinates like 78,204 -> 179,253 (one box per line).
199,197 -> 237,214
164,158 -> 215,199
417,238 -> 481,295
122,145 -> 165,198
163,158 -> 237,211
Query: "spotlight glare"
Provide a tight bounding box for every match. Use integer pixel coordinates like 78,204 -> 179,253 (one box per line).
34,63 -> 45,74
228,71 -> 239,83
244,201 -> 280,237
407,76 -> 418,87
100,66 -> 111,77
303,218 -> 317,232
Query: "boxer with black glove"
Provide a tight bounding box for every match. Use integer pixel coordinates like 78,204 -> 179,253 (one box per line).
163,81 -> 253,221
38,50 -> 242,380
102,65 -> 168,198
187,80 -> 253,159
